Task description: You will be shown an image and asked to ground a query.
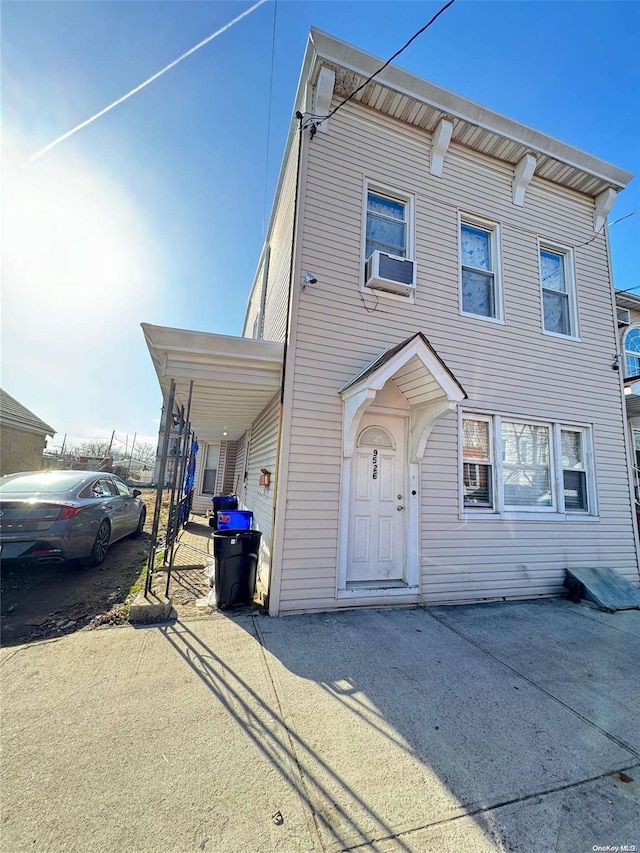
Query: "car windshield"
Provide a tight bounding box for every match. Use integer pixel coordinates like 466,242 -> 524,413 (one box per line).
0,472 -> 87,494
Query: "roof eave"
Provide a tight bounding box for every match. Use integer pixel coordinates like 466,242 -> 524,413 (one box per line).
309,28 -> 633,192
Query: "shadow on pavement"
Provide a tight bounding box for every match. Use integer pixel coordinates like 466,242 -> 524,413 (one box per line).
161,602 -> 640,851
160,618 -> 415,852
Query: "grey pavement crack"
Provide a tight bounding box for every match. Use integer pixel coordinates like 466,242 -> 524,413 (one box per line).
424,607 -> 639,759
341,761 -> 640,852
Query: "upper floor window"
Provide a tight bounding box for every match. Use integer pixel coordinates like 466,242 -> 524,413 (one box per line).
365,191 -> 408,260
459,215 -> 502,321
624,327 -> 640,379
362,182 -> 416,301
539,243 -> 578,338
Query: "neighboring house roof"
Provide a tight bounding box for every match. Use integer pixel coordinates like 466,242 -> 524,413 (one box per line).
615,291 -> 640,312
0,389 -> 55,437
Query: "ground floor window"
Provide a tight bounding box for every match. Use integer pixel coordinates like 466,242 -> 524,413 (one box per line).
461,413 -> 596,517
201,443 -> 220,494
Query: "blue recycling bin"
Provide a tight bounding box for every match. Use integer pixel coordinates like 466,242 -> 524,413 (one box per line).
216,510 -> 253,531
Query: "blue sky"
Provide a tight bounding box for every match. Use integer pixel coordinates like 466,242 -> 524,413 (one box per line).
2,0 -> 639,450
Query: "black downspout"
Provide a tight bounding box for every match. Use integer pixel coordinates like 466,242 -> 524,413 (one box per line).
266,113 -> 305,612
280,112 -> 305,404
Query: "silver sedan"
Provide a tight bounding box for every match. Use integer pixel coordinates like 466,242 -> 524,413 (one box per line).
0,470 -> 147,566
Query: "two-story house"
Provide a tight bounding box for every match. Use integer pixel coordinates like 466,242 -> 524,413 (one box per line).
144,29 -> 639,616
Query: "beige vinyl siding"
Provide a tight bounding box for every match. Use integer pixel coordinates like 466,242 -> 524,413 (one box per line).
223,440 -> 237,494
277,99 -> 637,613
245,395 -> 280,588
232,432 -> 248,502
244,269 -> 264,340
191,441 -> 221,515
215,443 -> 227,496
246,144 -> 298,344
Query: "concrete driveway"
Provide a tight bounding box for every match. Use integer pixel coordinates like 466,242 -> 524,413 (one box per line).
1,599 -> 638,852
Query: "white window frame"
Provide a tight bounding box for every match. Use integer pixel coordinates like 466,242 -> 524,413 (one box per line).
458,211 -> 504,324
554,424 -> 596,516
460,415 -> 495,511
459,410 -> 597,520
538,240 -> 579,340
200,443 -> 221,496
500,418 -> 556,514
623,325 -> 640,380
361,179 -> 415,303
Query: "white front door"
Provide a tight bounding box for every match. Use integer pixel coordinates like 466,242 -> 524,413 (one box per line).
347,414 -> 406,584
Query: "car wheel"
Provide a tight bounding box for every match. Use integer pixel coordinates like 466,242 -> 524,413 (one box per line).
86,520 -> 111,567
131,506 -> 146,538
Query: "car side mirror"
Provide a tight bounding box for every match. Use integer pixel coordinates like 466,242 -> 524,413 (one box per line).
132,489 -> 142,498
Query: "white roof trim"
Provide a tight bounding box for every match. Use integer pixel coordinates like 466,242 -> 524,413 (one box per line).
309,28 -> 633,192
340,335 -> 466,459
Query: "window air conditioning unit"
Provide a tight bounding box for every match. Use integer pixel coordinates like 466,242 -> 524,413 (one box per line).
617,307 -> 631,326
365,250 -> 416,297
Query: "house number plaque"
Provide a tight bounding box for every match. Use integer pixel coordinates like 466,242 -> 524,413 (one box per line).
372,448 -> 378,480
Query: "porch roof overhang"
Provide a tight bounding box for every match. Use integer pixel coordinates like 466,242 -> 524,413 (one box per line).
340,333 -> 467,461
142,323 -> 284,442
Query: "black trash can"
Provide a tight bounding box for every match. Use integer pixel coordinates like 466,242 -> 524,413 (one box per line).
209,495 -> 239,529
212,529 -> 262,609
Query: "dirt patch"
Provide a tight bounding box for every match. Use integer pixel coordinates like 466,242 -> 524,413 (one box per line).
0,490 -> 265,646
1,535 -> 149,646
0,490 -> 160,646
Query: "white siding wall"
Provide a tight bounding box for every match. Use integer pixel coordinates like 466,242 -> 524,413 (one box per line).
233,432 -> 248,502
223,440 -> 237,494
277,100 -> 638,613
245,395 -> 280,588
243,143 -> 299,343
244,255 -> 267,340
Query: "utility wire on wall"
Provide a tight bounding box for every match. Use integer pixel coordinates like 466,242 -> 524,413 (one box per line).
303,0 -> 457,135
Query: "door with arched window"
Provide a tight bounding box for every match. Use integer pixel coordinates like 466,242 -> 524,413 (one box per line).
347,414 -> 407,585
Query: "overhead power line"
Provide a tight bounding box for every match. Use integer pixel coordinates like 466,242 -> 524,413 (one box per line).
19,0 -> 268,169
262,0 -> 278,238
304,0 -> 457,133
611,210 -> 640,227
